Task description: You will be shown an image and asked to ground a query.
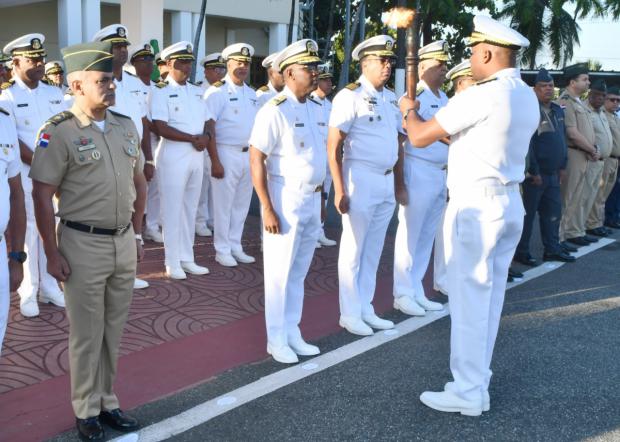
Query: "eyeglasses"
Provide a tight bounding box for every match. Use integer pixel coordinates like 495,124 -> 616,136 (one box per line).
295,65 -> 319,73
607,97 -> 620,103
366,56 -> 395,66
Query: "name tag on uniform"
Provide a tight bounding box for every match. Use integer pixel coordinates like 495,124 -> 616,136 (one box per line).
431,105 -> 438,108
77,144 -> 97,151
49,100 -> 61,105
17,103 -> 28,107
229,98 -> 238,101
295,123 -> 304,127
317,122 -> 326,126
169,94 -> 178,98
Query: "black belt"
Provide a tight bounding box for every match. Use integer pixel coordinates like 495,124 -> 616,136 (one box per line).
61,219 -> 131,236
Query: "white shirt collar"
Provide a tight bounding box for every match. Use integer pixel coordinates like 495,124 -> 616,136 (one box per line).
14,75 -> 40,93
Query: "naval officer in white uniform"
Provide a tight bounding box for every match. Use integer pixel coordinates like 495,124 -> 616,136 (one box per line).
328,35 -> 407,336
250,39 -> 325,364
0,33 -> 66,317
393,40 -> 450,316
256,51 -> 284,108
151,41 -> 211,279
195,52 -> 226,237
433,60 -> 474,296
204,43 -> 258,267
310,64 -> 338,248
400,15 -> 538,416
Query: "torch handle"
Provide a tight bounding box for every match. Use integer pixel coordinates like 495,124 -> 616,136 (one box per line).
405,16 -> 420,98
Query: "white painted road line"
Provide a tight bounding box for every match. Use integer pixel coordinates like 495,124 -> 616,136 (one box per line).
112,237 -> 616,442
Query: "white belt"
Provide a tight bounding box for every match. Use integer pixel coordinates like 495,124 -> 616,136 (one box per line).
406,154 -> 447,170
218,143 -> 249,152
344,160 -> 393,175
268,175 -> 323,194
451,183 -> 519,198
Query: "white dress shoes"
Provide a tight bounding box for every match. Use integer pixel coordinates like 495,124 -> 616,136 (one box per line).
362,313 -> 394,330
231,250 -> 255,264
288,335 -> 320,356
394,296 -> 426,316
143,228 -> 164,243
339,316 -> 374,336
420,390 -> 483,416
416,295 -> 444,311
444,382 -> 490,412
195,224 -> 213,237
215,254 -> 238,267
317,232 -> 337,247
20,296 -> 39,317
181,261 -> 209,275
166,266 -> 187,280
267,343 -> 299,364
133,278 -> 149,290
40,290 -> 65,307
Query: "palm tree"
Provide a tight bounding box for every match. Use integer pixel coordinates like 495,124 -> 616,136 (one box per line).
498,0 -> 620,69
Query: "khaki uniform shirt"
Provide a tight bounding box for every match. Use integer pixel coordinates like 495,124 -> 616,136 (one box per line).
605,110 -> 620,158
559,92 -> 596,148
29,104 -> 142,228
588,103 -> 613,159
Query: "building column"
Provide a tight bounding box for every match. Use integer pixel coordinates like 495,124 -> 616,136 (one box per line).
58,0 -> 82,48
191,13 -> 206,61
81,0 -> 101,42
268,23 -> 287,53
226,29 -> 236,46
171,11 -> 193,44
121,0 -> 164,51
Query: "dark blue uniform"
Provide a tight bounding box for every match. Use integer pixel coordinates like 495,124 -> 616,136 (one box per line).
516,102 -> 567,257
605,164 -> 620,227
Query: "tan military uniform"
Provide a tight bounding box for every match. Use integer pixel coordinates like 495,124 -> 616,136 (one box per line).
558,92 -> 596,240
29,104 -> 141,419
588,110 -> 620,229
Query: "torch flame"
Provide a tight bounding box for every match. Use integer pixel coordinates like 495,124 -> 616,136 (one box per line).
381,7 -> 416,29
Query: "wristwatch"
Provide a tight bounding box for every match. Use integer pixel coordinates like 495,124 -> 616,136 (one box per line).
135,234 -> 144,246
8,251 -> 27,264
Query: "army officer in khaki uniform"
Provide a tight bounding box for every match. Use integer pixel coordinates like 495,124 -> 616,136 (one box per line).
30,41 -> 145,441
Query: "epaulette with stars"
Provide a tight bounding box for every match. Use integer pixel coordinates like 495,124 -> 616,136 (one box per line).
258,85 -> 269,92
475,76 -> 498,86
46,111 -> 74,126
270,96 -> 287,106
1,78 -> 15,90
155,81 -> 168,88
416,86 -> 424,97
345,82 -> 360,91
212,80 -> 225,87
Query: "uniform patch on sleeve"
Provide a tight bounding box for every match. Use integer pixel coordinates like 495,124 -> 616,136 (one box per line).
37,131 -> 51,148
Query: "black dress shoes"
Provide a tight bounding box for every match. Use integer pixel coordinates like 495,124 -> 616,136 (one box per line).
560,241 -> 578,253
513,254 -> 538,266
586,227 -> 608,237
566,236 -> 590,246
76,416 -> 104,441
100,408 -> 140,432
543,251 -> 576,263
583,234 -> 599,243
508,267 -> 523,279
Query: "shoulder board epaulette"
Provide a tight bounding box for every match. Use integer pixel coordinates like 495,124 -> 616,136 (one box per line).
258,85 -> 269,92
271,96 -> 287,106
188,80 -> 199,86
416,86 -> 424,97
475,76 -> 497,86
345,82 -> 361,91
124,70 -> 136,77
0,106 -> 9,116
1,78 -> 15,90
155,81 -> 167,88
248,85 -> 256,91
46,111 -> 74,125
109,109 -> 131,120
213,80 -> 225,87
308,96 -> 322,106
196,81 -> 203,86
41,78 -> 52,85
65,88 -> 74,96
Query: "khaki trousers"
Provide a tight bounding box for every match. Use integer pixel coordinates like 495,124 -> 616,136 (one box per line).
580,160 -> 605,232
58,224 -> 136,419
560,148 -> 589,240
587,157 -> 619,229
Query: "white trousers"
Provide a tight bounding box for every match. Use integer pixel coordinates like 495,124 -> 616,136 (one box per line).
211,146 -> 253,256
445,186 -> 524,403
393,159 -> 447,299
18,175 -> 60,300
145,136 -> 162,232
157,142 -> 203,267
263,179 -> 321,345
339,163 -> 395,319
433,208 -> 448,294
0,239 -> 8,357
196,152 -> 214,227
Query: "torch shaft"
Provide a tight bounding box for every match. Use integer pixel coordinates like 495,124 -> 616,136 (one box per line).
405,13 -> 421,98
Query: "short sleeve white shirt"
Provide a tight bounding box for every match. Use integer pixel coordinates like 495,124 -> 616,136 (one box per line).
0,112 -> 21,232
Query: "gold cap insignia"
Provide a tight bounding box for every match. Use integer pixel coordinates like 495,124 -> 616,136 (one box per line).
117,27 -> 126,37
145,43 -> 151,51
306,40 -> 318,54
32,38 -> 42,50
241,47 -> 249,56
186,44 -> 192,53
218,55 -> 225,63
386,40 -> 394,51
